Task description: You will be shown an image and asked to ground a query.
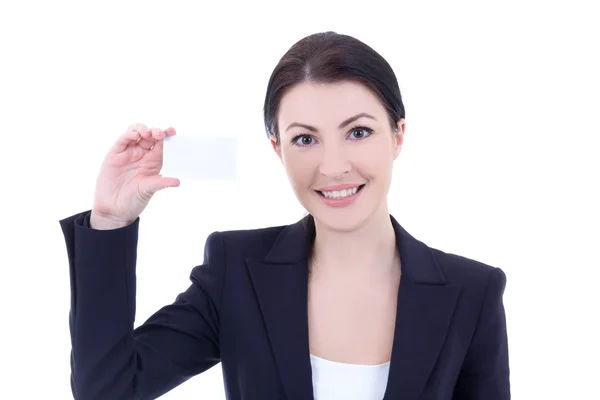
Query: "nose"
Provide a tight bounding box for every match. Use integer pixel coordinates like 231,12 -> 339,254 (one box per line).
319,144 -> 351,179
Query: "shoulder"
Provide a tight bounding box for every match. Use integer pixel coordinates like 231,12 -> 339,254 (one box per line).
189,223 -> 289,294
203,223 -> 288,260
428,246 -> 507,298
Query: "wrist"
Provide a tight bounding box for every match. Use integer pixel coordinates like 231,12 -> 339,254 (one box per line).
90,211 -> 132,230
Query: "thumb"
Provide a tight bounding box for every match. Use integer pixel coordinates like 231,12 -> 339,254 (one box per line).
139,175 -> 180,196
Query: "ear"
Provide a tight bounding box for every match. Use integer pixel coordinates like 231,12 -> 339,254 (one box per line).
392,119 -> 405,160
270,135 -> 283,162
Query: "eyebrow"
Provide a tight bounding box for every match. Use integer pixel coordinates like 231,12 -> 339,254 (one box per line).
284,112 -> 377,134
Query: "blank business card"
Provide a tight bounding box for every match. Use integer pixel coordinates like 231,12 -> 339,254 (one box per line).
162,135 -> 238,180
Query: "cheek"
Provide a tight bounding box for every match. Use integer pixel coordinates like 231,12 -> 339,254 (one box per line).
281,151 -> 314,187
353,145 -> 393,176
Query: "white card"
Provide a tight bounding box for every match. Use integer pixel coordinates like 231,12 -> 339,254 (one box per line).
161,135 -> 238,180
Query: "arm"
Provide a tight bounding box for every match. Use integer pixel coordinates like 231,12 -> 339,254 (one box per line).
59,211 -> 226,400
453,267 -> 511,399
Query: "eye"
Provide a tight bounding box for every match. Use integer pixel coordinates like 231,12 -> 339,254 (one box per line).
348,126 -> 374,140
291,134 -> 316,147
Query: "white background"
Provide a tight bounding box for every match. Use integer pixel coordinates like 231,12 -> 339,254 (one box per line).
1,0 -> 598,398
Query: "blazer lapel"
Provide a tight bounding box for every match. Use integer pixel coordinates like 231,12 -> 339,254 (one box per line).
246,219 -> 314,400
383,216 -> 462,399
246,215 -> 462,400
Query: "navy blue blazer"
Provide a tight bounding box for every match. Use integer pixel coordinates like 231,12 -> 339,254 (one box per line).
59,210 -> 510,400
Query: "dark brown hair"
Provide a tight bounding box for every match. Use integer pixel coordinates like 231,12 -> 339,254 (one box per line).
262,31 -> 406,258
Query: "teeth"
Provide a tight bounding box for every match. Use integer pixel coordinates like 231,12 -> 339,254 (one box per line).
321,186 -> 359,199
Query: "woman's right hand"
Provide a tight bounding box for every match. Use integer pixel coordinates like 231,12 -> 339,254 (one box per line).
90,123 -> 180,229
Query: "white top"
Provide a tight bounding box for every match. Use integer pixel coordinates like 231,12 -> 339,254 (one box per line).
310,354 -> 390,400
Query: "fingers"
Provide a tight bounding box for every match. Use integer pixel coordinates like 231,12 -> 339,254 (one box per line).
139,175 -> 181,196
112,124 -> 176,153
112,123 -> 149,153
137,128 -> 160,150
164,127 -> 176,137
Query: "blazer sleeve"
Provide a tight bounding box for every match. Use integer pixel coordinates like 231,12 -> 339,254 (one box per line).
453,267 -> 511,400
59,210 -> 227,400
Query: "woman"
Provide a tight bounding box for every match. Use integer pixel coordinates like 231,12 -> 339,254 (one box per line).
59,31 -> 510,399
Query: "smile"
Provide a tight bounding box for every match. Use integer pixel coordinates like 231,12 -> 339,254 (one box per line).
314,184 -> 366,209
317,184 -> 365,199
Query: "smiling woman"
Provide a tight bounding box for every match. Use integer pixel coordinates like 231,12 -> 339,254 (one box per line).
59,30 -> 510,400
263,32 -> 407,253
270,79 -> 404,238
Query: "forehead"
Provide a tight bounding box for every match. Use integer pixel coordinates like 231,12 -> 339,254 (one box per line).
278,81 -> 386,128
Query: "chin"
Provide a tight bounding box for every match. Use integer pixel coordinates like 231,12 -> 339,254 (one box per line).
309,205 -> 373,234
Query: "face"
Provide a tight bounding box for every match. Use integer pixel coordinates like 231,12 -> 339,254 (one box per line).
271,80 -> 405,232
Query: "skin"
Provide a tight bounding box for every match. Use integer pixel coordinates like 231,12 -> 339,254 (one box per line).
271,80 -> 407,364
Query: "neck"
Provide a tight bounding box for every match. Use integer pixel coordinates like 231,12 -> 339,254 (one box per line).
310,206 -> 399,281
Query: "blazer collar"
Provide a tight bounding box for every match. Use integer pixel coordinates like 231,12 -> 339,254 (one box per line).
246,214 -> 462,400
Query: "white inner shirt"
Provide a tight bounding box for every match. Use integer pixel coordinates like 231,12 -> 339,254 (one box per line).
310,354 -> 390,400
